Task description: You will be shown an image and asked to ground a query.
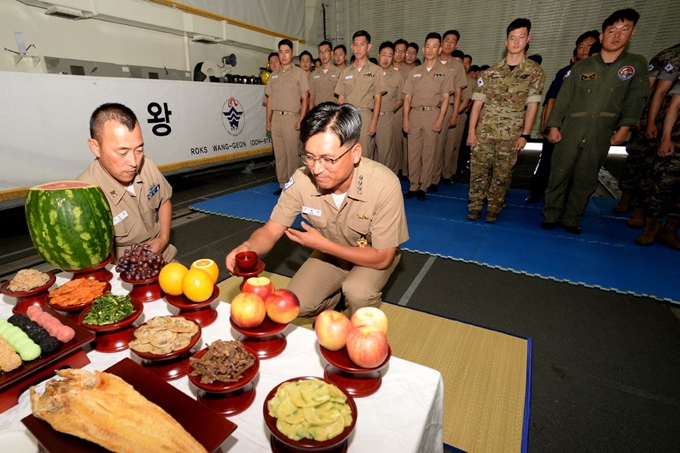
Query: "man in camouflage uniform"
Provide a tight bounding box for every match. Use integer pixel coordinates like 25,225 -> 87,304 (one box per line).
615,42 -> 680,228
466,18 -> 544,222
634,82 -> 680,249
542,9 -> 650,234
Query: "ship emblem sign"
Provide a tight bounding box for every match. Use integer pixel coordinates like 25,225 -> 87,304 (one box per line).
222,97 -> 245,136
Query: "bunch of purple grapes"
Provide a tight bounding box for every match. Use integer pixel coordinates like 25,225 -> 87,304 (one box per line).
115,243 -> 166,281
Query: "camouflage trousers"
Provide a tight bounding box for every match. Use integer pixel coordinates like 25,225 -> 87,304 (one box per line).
619,131 -> 657,207
647,152 -> 680,218
468,138 -> 518,212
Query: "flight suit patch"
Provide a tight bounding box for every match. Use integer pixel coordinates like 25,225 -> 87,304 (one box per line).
664,63 -> 675,73
618,66 -> 635,80
580,73 -> 597,81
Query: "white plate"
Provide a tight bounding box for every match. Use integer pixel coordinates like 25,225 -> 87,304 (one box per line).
0,429 -> 39,453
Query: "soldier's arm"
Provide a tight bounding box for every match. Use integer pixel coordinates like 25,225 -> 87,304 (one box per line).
645,79 -> 674,139
368,93 -> 381,136
545,73 -> 575,130
658,93 -> 680,157
297,90 -> 309,131
467,99 -> 483,147
516,102 -> 539,151
266,96 -> 273,131
618,62 -> 652,129
449,87 -> 462,127
434,92 -> 450,132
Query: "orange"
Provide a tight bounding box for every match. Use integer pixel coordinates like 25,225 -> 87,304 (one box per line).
190,258 -> 219,285
182,268 -> 214,302
158,263 -> 189,296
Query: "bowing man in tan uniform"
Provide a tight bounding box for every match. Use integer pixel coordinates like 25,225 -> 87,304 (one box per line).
335,30 -> 386,159
226,103 -> 409,318
402,32 -> 454,201
265,39 -> 310,195
309,41 -> 342,108
375,41 -> 405,174
77,103 -> 176,263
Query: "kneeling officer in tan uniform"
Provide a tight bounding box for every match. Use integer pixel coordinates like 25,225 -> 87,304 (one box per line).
77,103 -> 176,263
226,103 -> 409,317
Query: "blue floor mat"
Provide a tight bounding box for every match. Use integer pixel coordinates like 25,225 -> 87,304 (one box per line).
190,181 -> 678,304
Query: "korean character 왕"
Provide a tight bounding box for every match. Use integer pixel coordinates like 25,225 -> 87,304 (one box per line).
147,102 -> 172,136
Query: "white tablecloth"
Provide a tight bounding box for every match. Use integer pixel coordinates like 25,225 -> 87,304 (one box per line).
0,271 -> 444,452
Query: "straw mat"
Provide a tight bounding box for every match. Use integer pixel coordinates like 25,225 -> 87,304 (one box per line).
218,273 -> 531,453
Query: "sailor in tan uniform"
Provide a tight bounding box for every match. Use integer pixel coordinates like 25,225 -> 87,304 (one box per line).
402,32 -> 454,200
375,41 -> 404,173
392,39 -> 410,176
226,103 -> 408,317
335,30 -> 386,159
77,103 -> 176,263
309,41 -> 341,107
265,39 -> 310,195
432,31 -> 468,190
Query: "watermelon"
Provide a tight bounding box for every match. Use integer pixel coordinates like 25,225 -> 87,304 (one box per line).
25,181 -> 114,270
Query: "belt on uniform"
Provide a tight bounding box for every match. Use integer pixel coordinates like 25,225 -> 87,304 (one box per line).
273,110 -> 298,115
379,111 -> 393,116
356,108 -> 373,111
415,106 -> 439,111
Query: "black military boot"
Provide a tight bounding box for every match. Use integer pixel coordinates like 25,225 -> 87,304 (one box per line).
635,217 -> 662,246
657,218 -> 680,250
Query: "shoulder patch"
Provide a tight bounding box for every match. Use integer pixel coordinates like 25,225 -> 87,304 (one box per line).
618,65 -> 635,81
664,63 -> 675,73
563,70 -> 571,79
283,176 -> 295,191
477,77 -> 484,87
648,63 -> 655,72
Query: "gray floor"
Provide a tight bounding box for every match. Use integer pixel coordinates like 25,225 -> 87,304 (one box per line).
1,151 -> 678,452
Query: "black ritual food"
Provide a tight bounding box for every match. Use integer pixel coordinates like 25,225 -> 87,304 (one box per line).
7,314 -> 59,353
190,340 -> 256,384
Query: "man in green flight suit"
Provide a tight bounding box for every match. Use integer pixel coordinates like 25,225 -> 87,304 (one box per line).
541,8 -> 650,234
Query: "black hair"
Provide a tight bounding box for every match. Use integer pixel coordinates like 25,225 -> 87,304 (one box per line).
394,39 -> 408,48
268,52 -> 279,62
602,8 -> 639,31
452,50 -> 465,59
318,41 -> 333,51
300,102 -> 361,147
588,41 -> 602,56
507,18 -> 531,36
575,30 -> 600,46
408,42 -> 419,52
443,30 -> 460,41
425,32 -> 442,44
528,54 -> 542,65
352,30 -> 372,43
334,44 -> 347,53
479,65 -> 490,71
299,51 -> 313,61
278,39 -> 294,50
368,57 -> 378,65
379,41 -> 395,53
463,54 -> 472,61
470,65 -> 481,72
90,103 -> 138,142
414,58 -> 422,66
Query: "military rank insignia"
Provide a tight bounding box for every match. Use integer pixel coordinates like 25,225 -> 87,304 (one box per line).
364,72 -> 375,77
580,73 -> 597,81
356,236 -> 368,247
434,72 -> 444,77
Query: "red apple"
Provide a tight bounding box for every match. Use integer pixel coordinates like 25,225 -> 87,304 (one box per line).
350,307 -> 388,334
265,289 -> 300,324
315,310 -> 353,351
242,276 -> 275,302
230,292 -> 266,329
346,325 -> 389,368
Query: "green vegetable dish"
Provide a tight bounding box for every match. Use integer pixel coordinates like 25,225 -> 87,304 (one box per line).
83,293 -> 136,325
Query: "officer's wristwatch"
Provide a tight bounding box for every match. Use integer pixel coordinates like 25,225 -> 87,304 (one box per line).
520,134 -> 531,141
